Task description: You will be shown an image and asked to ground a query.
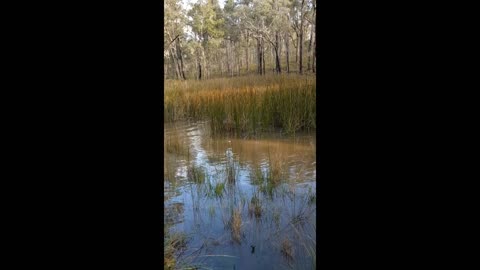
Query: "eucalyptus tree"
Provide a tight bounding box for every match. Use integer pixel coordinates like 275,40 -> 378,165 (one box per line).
305,0 -> 316,72
187,0 -> 224,79
164,0 -> 187,79
236,0 -> 289,75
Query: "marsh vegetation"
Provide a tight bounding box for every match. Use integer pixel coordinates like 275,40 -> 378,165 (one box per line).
164,122 -> 316,269
165,74 -> 315,136
164,0 -> 316,267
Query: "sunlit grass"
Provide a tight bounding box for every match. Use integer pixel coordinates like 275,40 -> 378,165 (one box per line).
164,74 -> 315,135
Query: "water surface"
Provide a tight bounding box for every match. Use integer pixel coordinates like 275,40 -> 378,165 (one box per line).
165,121 -> 316,270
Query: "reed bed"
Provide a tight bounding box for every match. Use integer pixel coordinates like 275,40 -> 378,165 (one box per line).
164,74 -> 316,135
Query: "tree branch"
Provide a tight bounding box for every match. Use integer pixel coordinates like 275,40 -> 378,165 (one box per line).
164,34 -> 181,52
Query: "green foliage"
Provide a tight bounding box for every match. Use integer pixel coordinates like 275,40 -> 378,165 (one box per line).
188,0 -> 224,42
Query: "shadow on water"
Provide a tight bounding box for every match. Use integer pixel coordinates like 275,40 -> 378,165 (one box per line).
164,121 -> 316,270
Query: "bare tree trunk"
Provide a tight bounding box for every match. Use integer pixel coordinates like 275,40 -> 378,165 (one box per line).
299,33 -> 303,74
170,48 -> 180,79
295,33 -> 298,63
237,45 -> 241,76
201,47 -> 207,79
238,42 -> 242,74
299,0 -> 305,74
226,41 -> 231,76
231,41 -> 234,77
257,38 -> 262,75
313,37 -> 316,73
312,0 -> 316,73
245,32 -> 249,73
219,51 -> 223,76
194,53 -> 198,80
196,46 -> 202,80
165,53 -> 169,79
262,39 -> 266,75
176,39 -> 186,80
272,46 -> 275,73
307,25 -> 313,71
275,33 -> 281,74
285,33 -> 290,73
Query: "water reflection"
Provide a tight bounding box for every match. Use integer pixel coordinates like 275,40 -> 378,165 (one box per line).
165,121 -> 316,270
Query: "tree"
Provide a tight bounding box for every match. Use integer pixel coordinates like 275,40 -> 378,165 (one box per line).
237,0 -> 289,74
187,0 -> 224,79
164,0 -> 187,79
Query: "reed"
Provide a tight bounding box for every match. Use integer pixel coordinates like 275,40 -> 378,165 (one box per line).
187,165 -> 205,184
250,164 -> 265,185
248,194 -> 262,219
267,153 -> 284,185
214,182 -> 225,198
280,238 -> 294,261
225,159 -> 237,184
164,74 -> 316,135
164,231 -> 188,270
229,208 -> 242,243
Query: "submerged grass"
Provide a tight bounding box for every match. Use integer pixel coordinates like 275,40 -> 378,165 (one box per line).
248,194 -> 262,219
229,208 -> 242,243
280,238 -> 294,262
214,182 -> 225,198
187,165 -> 205,184
164,230 -> 188,270
164,74 -> 315,135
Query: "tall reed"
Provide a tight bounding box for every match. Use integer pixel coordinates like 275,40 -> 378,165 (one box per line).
164,74 -> 316,135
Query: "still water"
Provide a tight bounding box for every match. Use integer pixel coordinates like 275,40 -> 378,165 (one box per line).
164,121 -> 316,270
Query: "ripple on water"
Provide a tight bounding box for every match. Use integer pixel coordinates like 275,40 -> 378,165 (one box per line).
164,121 -> 316,270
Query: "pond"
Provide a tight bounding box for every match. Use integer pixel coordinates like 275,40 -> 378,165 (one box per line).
164,121 -> 316,270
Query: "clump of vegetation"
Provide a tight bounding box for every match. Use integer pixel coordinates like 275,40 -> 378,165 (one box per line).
257,154 -> 285,198
260,181 -> 276,198
229,208 -> 242,243
250,164 -> 265,185
226,159 -> 237,184
164,231 -> 188,270
267,153 -> 284,184
280,238 -> 294,262
187,165 -> 205,184
214,182 -> 225,197
164,75 -> 316,135
248,194 -> 262,219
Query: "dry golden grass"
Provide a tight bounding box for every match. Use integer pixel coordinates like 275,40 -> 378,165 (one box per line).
230,208 -> 242,243
164,74 -> 316,135
268,153 -> 284,184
